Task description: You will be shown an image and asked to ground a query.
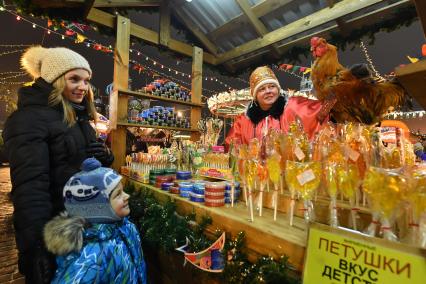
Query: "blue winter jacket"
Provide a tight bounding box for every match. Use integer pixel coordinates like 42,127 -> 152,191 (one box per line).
44,214 -> 147,283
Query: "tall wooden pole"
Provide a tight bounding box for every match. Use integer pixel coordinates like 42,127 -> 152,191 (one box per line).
110,15 -> 130,170
191,46 -> 203,141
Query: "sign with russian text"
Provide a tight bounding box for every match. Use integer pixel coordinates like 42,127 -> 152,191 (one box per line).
303,223 -> 426,284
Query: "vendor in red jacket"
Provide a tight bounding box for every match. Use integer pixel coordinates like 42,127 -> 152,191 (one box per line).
225,66 -> 326,147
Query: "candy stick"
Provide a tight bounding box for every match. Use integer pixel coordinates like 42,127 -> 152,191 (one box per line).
258,183 -> 264,216
273,184 -> 279,221
248,184 -> 254,222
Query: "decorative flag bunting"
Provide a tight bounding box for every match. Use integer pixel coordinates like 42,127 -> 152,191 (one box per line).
278,63 -> 311,75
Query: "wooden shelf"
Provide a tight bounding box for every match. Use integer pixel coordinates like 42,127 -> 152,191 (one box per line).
118,88 -> 204,108
117,121 -> 198,132
125,177 -> 308,272
395,60 -> 426,110
198,174 -> 233,182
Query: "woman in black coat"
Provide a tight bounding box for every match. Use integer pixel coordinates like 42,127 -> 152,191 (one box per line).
2,46 -> 113,284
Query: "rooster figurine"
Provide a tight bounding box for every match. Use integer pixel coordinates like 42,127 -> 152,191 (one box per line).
310,37 -> 405,124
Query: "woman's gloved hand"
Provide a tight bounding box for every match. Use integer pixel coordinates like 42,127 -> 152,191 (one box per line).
86,141 -> 114,166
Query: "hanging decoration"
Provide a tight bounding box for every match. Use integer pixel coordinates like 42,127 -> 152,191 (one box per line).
360,41 -> 385,81
176,232 -> 226,273
277,63 -> 311,75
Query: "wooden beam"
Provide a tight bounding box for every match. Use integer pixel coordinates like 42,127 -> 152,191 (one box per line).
236,0 -> 281,58
159,2 -> 170,46
230,0 -> 410,67
86,8 -> 217,65
216,0 -> 386,64
174,9 -> 218,55
173,8 -> 236,71
413,0 -> 426,38
93,0 -> 160,7
208,0 -> 293,41
236,0 -> 269,36
190,46 -> 202,141
110,15 -> 130,171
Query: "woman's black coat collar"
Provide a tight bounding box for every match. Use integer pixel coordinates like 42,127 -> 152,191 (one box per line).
246,95 -> 286,125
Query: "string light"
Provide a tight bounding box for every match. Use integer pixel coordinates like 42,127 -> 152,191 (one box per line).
360,41 -> 385,81
0,49 -> 26,56
129,46 -> 240,90
130,59 -> 217,95
0,81 -> 29,85
384,110 -> 426,119
0,73 -> 27,80
2,6 -> 237,93
0,71 -> 25,75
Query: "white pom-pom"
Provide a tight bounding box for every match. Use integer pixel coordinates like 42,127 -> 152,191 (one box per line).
20,45 -> 47,79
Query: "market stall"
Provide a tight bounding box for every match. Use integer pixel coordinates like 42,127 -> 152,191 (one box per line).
7,0 -> 426,283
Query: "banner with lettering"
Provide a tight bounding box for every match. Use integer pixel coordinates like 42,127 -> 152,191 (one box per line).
303,223 -> 426,284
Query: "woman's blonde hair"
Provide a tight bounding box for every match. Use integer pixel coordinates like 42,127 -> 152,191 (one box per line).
48,74 -> 98,127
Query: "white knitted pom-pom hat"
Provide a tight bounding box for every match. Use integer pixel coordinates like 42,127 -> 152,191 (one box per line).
21,46 -> 92,83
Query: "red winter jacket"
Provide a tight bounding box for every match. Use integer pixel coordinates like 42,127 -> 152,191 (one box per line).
225,96 -> 327,147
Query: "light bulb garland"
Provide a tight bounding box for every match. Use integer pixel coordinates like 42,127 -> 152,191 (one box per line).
0,6 -> 236,94
130,59 -> 215,96
129,47 -> 237,90
0,81 -> 29,85
0,71 -> 26,75
0,73 -> 27,80
0,49 -> 26,56
360,41 -> 386,81
384,110 -> 426,120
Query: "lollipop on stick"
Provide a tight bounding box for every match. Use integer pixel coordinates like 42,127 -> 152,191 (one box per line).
267,152 -> 281,221
237,145 -> 249,205
247,139 -> 260,221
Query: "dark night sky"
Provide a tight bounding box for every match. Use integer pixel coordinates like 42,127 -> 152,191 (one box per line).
0,6 -> 425,126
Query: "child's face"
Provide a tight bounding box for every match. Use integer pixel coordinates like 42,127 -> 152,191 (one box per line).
110,183 -> 130,218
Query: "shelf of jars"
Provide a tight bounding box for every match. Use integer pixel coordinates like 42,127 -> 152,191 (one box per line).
118,88 -> 204,108
117,121 -> 198,132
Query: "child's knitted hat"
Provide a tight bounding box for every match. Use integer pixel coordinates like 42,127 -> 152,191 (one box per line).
63,158 -> 122,223
21,45 -> 92,83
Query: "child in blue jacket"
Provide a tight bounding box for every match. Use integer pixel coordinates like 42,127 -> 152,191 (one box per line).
44,158 -> 147,283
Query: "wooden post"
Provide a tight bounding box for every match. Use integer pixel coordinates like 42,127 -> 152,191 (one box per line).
191,46 -> 203,141
413,0 -> 426,38
110,15 -> 130,170
159,1 -> 170,47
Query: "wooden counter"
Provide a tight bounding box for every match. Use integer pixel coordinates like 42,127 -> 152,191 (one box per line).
125,177 -> 308,272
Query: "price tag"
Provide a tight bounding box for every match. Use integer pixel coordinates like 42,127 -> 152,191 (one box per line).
297,169 -> 316,186
346,146 -> 360,162
295,146 -> 306,161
